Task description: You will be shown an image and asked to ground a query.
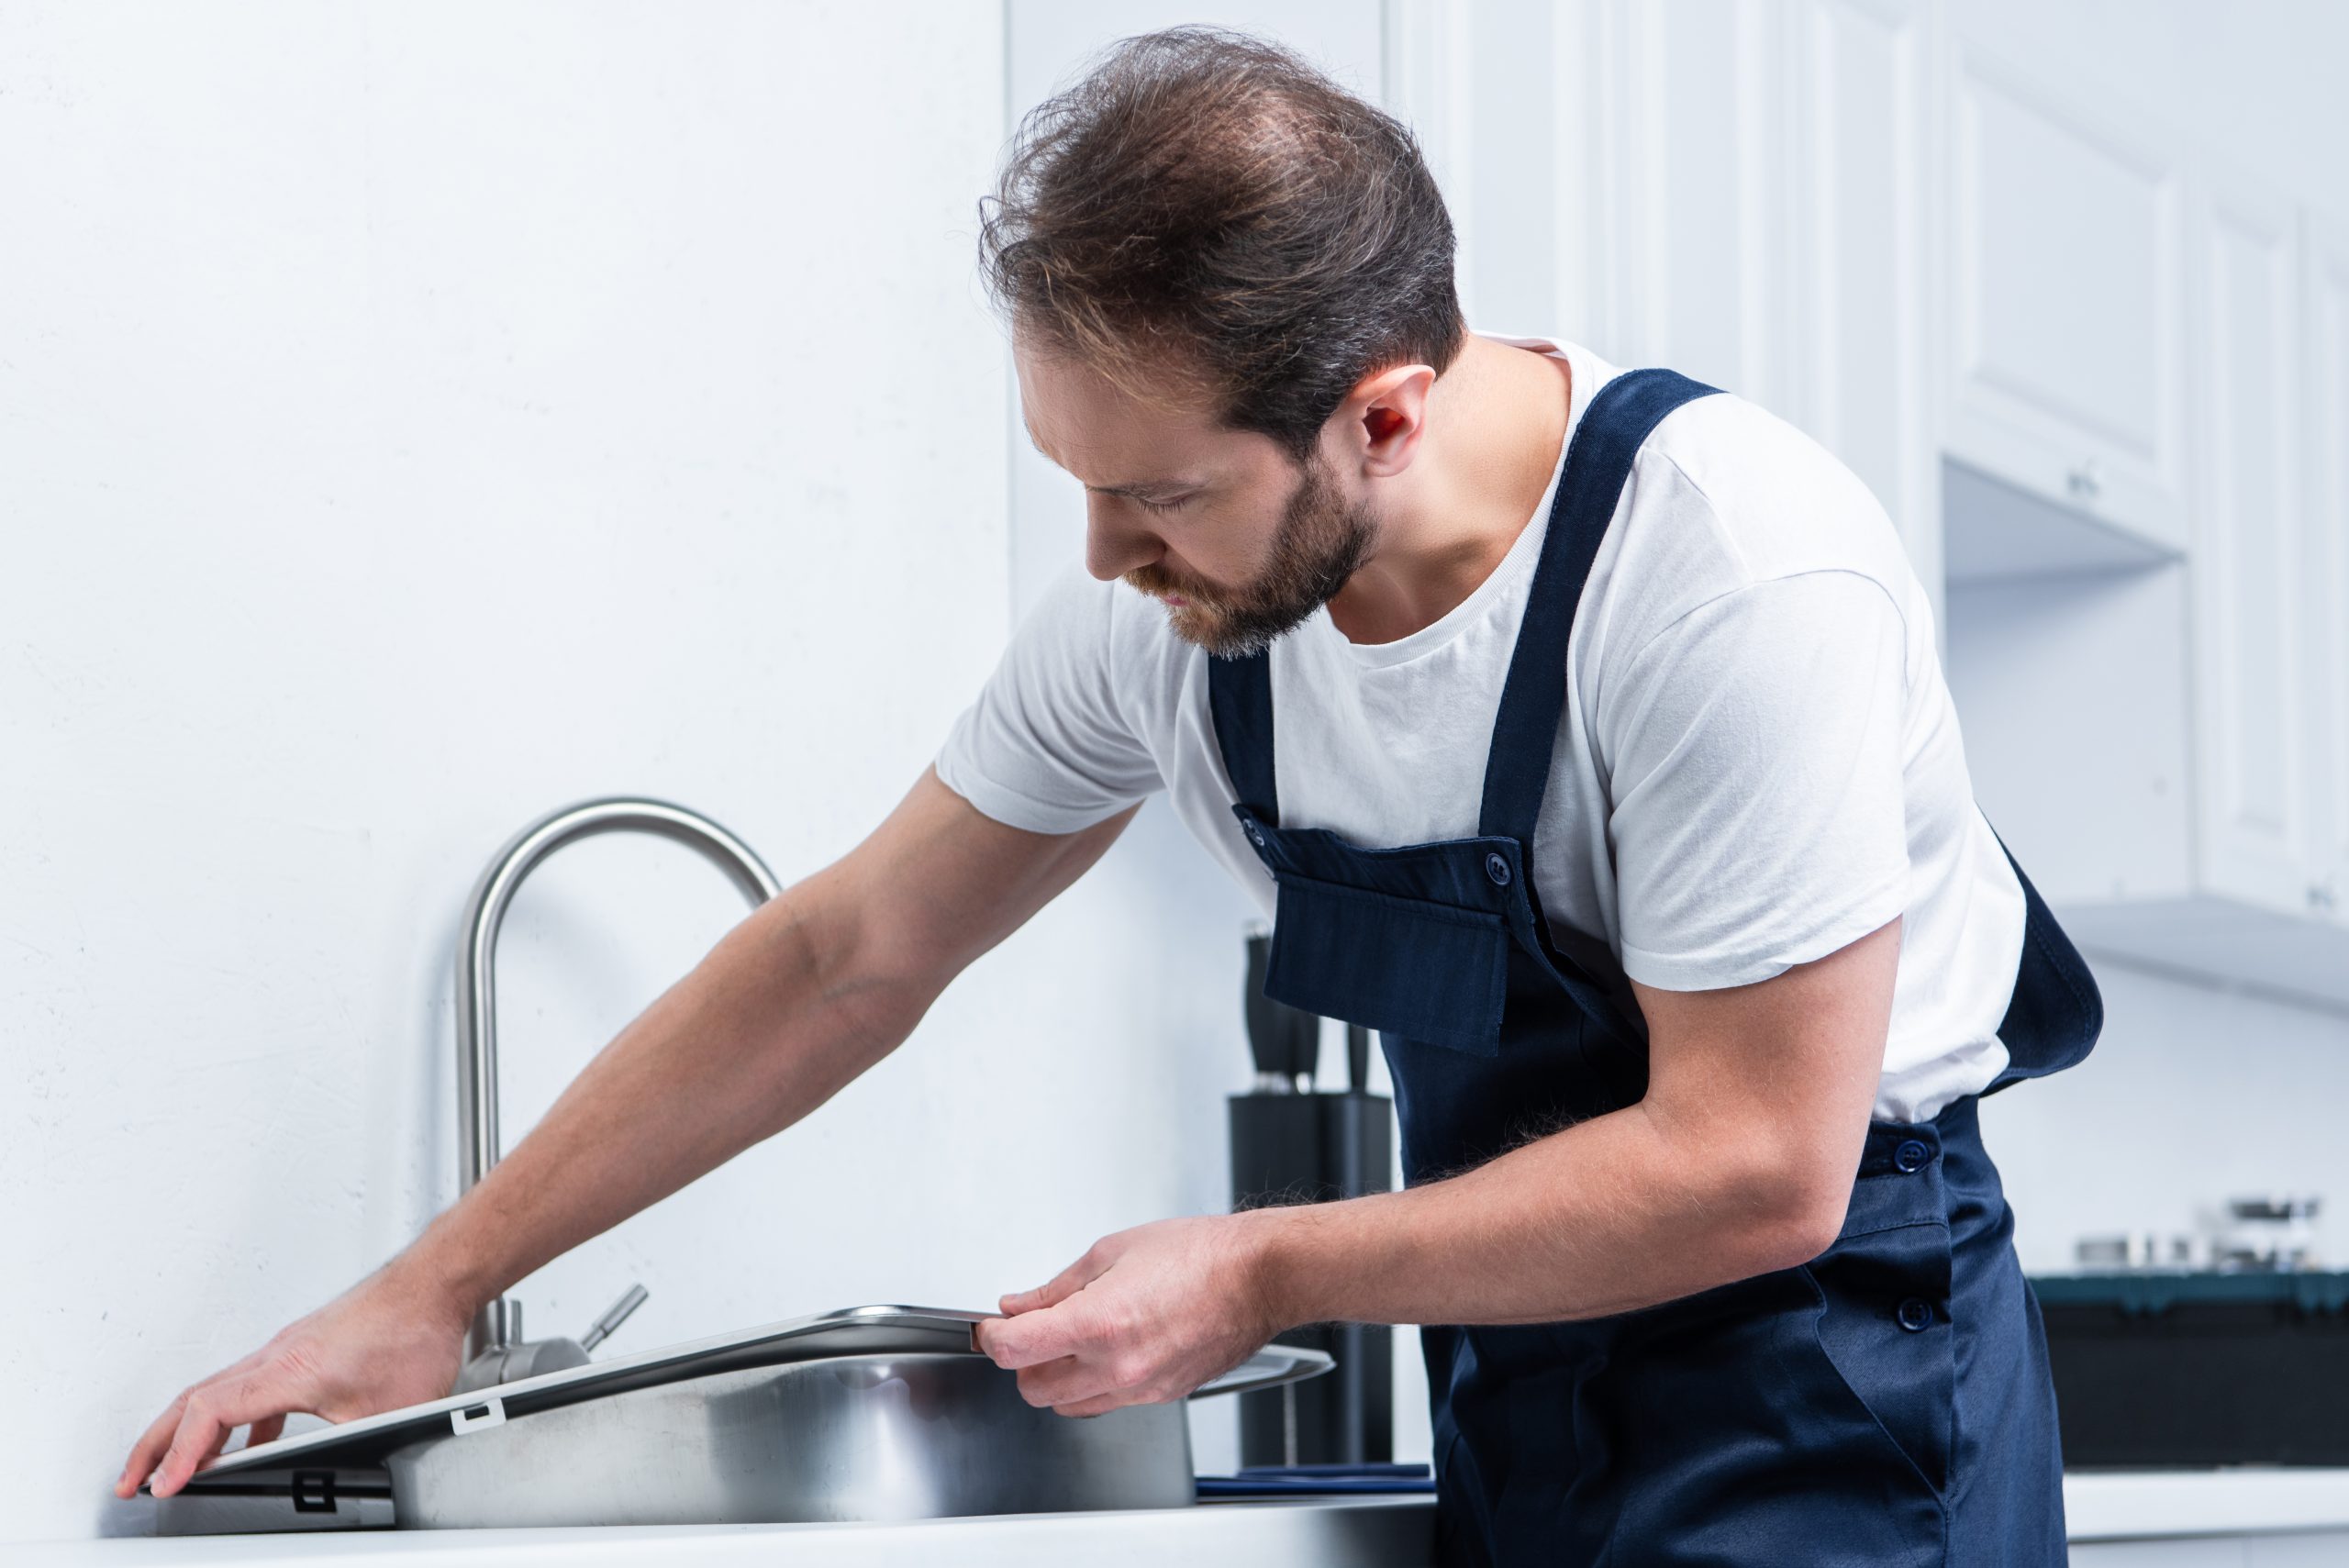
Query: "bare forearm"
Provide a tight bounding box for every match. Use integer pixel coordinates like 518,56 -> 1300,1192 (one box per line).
1252,1098 -> 1838,1329
395,875 -> 931,1318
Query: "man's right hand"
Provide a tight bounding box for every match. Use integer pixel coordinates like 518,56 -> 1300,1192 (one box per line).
116,1260 -> 470,1500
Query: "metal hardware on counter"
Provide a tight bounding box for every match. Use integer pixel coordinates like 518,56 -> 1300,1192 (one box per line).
451,796 -> 782,1383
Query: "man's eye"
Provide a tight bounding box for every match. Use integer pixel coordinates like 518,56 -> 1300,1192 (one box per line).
1131,495 -> 1191,515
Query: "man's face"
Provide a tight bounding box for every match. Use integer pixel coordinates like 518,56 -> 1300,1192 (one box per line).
1016,338 -> 1378,658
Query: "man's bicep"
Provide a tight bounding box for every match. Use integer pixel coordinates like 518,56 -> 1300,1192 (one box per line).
834,765 -> 1139,988
1631,915 -> 1902,1242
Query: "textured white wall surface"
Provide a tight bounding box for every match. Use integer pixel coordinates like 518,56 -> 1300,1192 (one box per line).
0,2 -> 1250,1542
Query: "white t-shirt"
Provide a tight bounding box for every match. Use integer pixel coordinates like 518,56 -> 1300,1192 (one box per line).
937,331 -> 2028,1124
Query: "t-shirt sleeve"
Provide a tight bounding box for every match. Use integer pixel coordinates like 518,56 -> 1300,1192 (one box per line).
932,564 -> 1165,834
1598,568 -> 1911,991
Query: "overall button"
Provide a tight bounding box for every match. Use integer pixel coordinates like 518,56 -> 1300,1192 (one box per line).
1896,1297 -> 1934,1332
1244,823 -> 1267,850
1893,1140 -> 1932,1173
1484,851 -> 1513,887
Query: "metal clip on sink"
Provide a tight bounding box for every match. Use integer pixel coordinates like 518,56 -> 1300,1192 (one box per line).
449,799 -> 781,1396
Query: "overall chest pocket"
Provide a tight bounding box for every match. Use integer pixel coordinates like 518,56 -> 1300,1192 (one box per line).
1264,872 -> 1511,1055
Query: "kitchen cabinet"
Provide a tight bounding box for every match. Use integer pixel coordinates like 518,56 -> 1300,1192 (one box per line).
2303,209 -> 2349,926
2186,158 -> 2312,919
1567,0 -> 1946,617
1589,0 -> 1791,415
1784,0 -> 1943,622
1943,157 -> 2349,1009
1941,28 -> 2191,567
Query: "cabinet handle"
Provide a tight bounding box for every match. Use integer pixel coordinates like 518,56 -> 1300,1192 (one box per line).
2066,461 -> 2104,502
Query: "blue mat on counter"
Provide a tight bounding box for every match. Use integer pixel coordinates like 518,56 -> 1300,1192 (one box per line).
1197,1462 -> 1435,1496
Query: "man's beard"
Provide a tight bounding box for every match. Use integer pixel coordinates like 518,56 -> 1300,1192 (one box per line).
1123,452 -> 1377,659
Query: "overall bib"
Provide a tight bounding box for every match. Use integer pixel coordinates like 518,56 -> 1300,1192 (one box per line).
1208,369 -> 2104,1567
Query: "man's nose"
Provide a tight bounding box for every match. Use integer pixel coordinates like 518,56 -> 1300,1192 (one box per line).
1084,503 -> 1162,583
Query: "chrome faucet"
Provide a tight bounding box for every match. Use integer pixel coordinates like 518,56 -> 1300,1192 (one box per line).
450,796 -> 783,1393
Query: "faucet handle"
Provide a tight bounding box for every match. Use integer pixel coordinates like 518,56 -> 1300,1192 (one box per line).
577,1283 -> 649,1353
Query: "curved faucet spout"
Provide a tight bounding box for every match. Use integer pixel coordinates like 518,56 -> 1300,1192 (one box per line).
453,796 -> 781,1370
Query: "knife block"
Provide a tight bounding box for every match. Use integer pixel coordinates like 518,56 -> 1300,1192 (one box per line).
1229,1087 -> 1395,1466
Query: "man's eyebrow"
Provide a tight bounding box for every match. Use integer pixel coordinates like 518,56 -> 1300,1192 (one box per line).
1023,422 -> 1199,498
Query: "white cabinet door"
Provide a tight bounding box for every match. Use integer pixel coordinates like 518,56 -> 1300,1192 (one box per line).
1592,0 -> 1790,411
2304,208 -> 2349,924
2188,160 -> 2310,916
1943,34 -> 2190,552
1785,0 -> 1940,622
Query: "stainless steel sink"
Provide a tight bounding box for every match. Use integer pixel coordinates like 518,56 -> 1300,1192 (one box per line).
389,1351 -> 1195,1529
163,1305 -> 1330,1530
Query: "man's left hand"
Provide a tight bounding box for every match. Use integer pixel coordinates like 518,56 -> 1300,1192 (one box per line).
975,1213 -> 1289,1417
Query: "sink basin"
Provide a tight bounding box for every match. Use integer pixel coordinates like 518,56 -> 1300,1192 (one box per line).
161,1305 -> 1330,1531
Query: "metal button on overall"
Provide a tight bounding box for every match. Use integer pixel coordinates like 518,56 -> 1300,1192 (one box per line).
1894,1139 -> 1932,1173
1484,851 -> 1512,887
1245,823 -> 1266,850
1897,1297 -> 1934,1332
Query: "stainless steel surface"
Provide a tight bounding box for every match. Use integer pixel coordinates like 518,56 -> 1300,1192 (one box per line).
151,1467 -> 394,1536
579,1283 -> 650,1352
2074,1232 -> 2198,1270
387,1352 -> 1196,1529
182,1306 -> 1331,1485
2221,1192 -> 2323,1272
454,796 -> 780,1365
452,1285 -> 651,1395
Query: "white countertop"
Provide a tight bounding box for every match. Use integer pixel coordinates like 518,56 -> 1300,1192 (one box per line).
2064,1468 -> 2349,1541
22,1472 -> 2349,1562
15,1497 -> 1437,1568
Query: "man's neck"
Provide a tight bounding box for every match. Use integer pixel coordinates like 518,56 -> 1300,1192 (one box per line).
1325,332 -> 1574,646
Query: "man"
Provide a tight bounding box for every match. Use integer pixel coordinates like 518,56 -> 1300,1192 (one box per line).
118,26 -> 2100,1566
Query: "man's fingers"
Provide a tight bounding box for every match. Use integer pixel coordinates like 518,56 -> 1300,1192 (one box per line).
1052,1388 -> 1138,1418
976,1302 -> 1086,1370
117,1343 -> 284,1497
1012,1354 -> 1121,1412
116,1396 -> 191,1498
150,1374 -> 296,1498
998,1241 -> 1115,1317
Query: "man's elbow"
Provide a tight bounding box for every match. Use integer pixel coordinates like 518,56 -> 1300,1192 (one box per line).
1752,1164 -> 1854,1273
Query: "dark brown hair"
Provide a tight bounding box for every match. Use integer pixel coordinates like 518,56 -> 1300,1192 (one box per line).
977,25 -> 1467,467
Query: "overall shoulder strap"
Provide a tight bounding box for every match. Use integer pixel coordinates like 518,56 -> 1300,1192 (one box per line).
1478,367 -> 1721,841
1208,647 -> 1278,821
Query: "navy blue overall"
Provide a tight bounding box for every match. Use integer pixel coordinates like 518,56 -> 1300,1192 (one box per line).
1208,369 -> 2104,1566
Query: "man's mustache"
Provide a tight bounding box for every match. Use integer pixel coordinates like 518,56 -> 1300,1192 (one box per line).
1125,562 -> 1230,605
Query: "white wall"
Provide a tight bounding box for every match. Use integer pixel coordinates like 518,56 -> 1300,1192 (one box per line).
1984,961 -> 2349,1273
0,1 -> 1245,1543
